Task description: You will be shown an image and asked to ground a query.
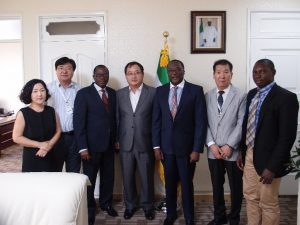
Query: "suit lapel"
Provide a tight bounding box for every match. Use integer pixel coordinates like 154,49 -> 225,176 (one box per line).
210,88 -> 219,117
162,84 -> 173,120
256,85 -> 277,131
218,86 -> 235,121
90,84 -> 103,107
106,87 -> 115,112
176,82 -> 190,118
135,84 -> 147,113
123,88 -> 134,113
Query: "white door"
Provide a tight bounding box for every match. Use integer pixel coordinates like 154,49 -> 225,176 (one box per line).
39,13 -> 107,87
248,11 -> 300,195
39,14 -> 107,198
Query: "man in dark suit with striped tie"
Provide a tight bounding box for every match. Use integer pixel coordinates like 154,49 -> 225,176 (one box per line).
152,59 -> 207,225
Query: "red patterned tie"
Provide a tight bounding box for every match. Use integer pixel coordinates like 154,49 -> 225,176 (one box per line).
101,89 -> 109,112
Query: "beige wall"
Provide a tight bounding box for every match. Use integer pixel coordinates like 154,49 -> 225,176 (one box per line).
1,0 -> 300,194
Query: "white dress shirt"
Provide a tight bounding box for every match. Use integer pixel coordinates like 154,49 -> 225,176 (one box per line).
129,83 -> 143,112
47,80 -> 80,132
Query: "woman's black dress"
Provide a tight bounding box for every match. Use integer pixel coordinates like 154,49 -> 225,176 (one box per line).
20,106 -> 56,172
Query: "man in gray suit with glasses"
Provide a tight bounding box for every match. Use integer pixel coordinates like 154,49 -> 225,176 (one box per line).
116,61 -> 156,221
206,59 -> 246,225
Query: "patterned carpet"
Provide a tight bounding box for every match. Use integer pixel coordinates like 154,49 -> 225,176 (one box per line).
0,145 -> 298,225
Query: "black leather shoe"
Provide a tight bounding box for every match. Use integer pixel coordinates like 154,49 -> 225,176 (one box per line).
207,217 -> 228,225
163,217 -> 176,225
123,209 -> 135,219
185,219 -> 195,225
101,205 -> 118,217
144,209 -> 155,220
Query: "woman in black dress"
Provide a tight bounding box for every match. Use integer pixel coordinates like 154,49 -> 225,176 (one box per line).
13,79 -> 61,172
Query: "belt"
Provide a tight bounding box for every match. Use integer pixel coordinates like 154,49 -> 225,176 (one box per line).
62,130 -> 74,135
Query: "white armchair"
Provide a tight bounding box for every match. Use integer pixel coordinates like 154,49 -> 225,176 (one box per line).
0,172 -> 90,225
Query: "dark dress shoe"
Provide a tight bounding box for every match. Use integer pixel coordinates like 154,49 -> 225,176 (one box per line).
185,219 -> 195,225
101,205 -> 118,217
123,208 -> 135,219
144,209 -> 155,220
207,217 -> 228,225
163,217 -> 176,225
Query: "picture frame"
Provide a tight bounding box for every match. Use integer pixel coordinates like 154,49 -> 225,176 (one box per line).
191,11 -> 226,54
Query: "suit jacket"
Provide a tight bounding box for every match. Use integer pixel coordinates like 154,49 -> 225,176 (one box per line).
240,84 -> 299,177
152,81 -> 207,156
206,85 -> 246,161
116,84 -> 156,152
73,83 -> 116,153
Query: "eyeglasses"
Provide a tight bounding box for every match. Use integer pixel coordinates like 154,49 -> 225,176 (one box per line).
57,66 -> 73,72
126,71 -> 142,76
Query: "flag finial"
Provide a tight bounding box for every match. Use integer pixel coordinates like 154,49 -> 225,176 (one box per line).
163,31 -> 169,45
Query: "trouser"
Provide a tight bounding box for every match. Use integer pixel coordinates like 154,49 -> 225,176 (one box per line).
83,149 -> 115,225
208,158 -> 243,225
163,154 -> 196,221
53,132 -> 81,172
243,148 -> 281,225
120,146 -> 154,211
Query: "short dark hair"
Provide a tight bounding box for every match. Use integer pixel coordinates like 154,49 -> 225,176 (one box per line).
19,79 -> 50,104
168,59 -> 185,70
55,57 -> 76,71
255,58 -> 276,73
124,61 -> 144,74
213,59 -> 233,72
93,65 -> 109,75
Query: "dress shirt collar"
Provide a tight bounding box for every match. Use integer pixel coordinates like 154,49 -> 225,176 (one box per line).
93,83 -> 106,92
128,83 -> 143,93
216,84 -> 231,95
257,81 -> 275,94
56,80 -> 75,88
170,79 -> 185,89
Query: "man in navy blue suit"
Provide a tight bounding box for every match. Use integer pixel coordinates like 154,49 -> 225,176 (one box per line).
152,59 -> 207,225
73,65 -> 118,225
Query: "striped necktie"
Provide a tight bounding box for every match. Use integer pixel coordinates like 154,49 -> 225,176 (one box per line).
171,86 -> 178,119
246,92 -> 260,149
100,89 -> 109,112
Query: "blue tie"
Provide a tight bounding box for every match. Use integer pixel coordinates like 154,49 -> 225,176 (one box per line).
218,91 -> 224,113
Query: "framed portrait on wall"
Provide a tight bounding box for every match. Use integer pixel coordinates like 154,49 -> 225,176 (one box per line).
191,11 -> 226,54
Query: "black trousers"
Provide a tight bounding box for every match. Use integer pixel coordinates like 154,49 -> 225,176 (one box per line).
52,133 -> 81,173
208,158 -> 243,225
163,154 -> 196,221
83,149 -> 115,224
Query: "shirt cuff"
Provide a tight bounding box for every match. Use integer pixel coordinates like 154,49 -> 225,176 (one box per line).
207,141 -> 215,147
79,149 -> 87,153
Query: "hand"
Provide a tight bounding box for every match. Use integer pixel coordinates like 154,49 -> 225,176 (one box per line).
36,149 -> 48,157
190,151 -> 200,163
154,148 -> 164,160
38,141 -> 52,152
220,145 -> 232,159
260,168 -> 275,184
80,150 -> 91,161
236,151 -> 244,171
114,142 -> 120,154
209,144 -> 222,159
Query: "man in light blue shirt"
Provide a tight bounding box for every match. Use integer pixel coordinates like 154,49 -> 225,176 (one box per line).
47,57 -> 81,172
